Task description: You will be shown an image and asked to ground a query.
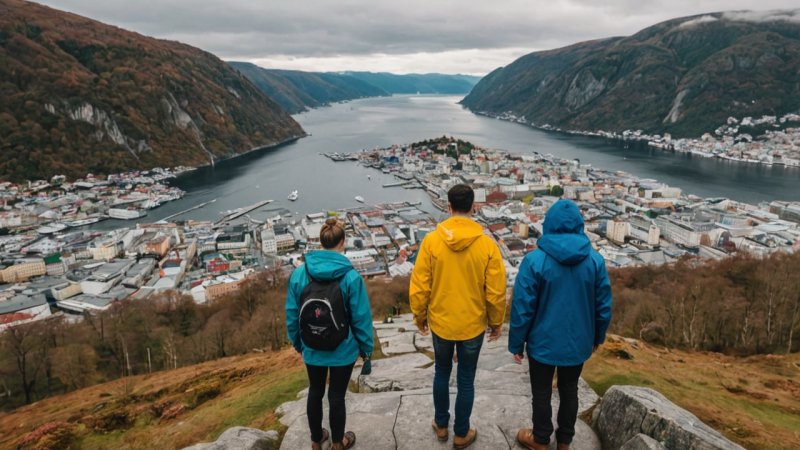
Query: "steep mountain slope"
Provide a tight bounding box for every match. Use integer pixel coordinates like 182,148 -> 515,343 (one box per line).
229,62 -> 388,113
461,10 -> 800,137
229,62 -> 482,113
0,0 -> 304,181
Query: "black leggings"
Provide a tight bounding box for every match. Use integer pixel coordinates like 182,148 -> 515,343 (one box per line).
529,358 -> 584,445
306,363 -> 355,443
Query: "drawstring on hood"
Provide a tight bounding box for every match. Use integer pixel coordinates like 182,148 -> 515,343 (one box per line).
537,199 -> 591,266
436,216 -> 484,252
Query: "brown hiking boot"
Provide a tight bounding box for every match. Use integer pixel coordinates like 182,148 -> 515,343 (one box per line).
432,419 -> 448,441
557,443 -> 570,450
311,428 -> 329,450
331,431 -> 356,450
452,428 -> 477,449
516,428 -> 548,450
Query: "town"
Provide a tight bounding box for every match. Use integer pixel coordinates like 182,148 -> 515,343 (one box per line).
484,111 -> 800,167
1,137 -> 799,332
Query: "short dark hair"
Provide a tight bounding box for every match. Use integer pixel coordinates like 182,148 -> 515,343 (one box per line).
447,184 -> 474,213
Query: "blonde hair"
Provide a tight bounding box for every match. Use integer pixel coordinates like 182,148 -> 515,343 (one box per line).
320,218 -> 345,249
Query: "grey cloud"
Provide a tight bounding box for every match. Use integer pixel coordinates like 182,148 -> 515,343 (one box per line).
32,0 -> 800,73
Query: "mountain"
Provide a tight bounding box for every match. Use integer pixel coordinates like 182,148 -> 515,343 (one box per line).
229,62 -> 482,113
0,0 -> 304,181
461,10 -> 800,137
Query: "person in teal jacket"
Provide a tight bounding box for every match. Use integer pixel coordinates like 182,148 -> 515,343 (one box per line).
286,218 -> 373,450
509,199 -> 612,450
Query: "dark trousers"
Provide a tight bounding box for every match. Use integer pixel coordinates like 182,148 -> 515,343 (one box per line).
432,331 -> 484,437
529,358 -> 584,445
306,363 -> 355,443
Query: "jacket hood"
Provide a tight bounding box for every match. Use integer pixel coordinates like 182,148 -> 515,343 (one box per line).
537,199 -> 591,266
436,216 -> 484,252
304,250 -> 354,281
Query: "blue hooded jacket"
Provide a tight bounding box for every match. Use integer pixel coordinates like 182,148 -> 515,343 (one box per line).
508,200 -> 612,366
285,250 -> 374,366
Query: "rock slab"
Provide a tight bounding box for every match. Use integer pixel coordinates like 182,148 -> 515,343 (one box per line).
595,386 -> 744,450
182,426 -> 279,450
620,433 -> 667,450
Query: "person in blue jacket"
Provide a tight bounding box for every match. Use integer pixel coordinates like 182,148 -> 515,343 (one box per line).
286,218 -> 374,450
509,199 -> 612,450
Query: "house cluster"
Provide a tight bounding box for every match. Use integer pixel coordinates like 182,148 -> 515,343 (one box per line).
481,110 -> 800,167
352,140 -> 800,280
0,167 -> 188,234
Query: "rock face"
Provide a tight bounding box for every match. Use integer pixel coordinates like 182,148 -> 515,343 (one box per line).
278,314 -> 601,449
595,386 -> 745,450
182,426 -> 279,450
620,434 -> 667,450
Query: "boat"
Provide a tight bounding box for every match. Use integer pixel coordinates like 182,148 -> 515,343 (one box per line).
67,217 -> 104,227
108,207 -> 148,220
141,199 -> 161,209
288,190 -> 299,201
354,196 -> 365,203
36,223 -> 68,234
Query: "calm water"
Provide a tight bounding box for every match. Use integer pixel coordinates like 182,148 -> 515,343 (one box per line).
96,95 -> 799,229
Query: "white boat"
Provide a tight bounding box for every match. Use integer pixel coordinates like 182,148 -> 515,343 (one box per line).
108,207 -> 148,220
288,190 -> 299,201
355,196 -> 365,203
37,223 -> 68,234
67,217 -> 103,227
141,199 -> 161,209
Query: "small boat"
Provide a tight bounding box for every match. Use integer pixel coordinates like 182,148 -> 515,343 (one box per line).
288,190 -> 299,201
37,223 -> 68,234
67,217 -> 103,227
354,196 -> 365,203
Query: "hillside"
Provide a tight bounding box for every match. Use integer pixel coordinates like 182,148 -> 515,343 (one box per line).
229,62 -> 481,113
0,337 -> 796,449
461,10 -> 800,137
0,0 -> 304,181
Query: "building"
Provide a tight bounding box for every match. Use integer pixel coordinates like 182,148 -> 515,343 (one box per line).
0,259 -> 46,283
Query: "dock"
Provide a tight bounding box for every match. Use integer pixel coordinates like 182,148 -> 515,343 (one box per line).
215,199 -> 273,225
161,198 -> 217,222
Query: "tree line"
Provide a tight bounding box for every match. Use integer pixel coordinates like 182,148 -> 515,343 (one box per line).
0,271 -> 408,409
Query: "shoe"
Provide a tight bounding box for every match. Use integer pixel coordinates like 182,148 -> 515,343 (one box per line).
432,419 -> 448,442
452,428 -> 477,449
516,428 -> 548,450
311,428 -> 329,450
331,431 -> 356,450
557,443 -> 570,450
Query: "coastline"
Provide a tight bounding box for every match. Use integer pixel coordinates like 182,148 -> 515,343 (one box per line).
467,110 -> 800,169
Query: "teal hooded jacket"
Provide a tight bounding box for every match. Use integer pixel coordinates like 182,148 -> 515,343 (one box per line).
285,250 -> 374,366
508,200 -> 612,366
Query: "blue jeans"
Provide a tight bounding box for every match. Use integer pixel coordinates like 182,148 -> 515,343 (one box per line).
432,331 -> 484,437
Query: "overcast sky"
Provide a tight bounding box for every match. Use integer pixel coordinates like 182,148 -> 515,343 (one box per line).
34,1 -> 800,75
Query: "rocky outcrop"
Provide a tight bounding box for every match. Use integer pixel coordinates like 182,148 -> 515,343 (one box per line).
278,314 -> 601,449
620,434 -> 667,450
594,385 -> 744,450
182,427 -> 279,450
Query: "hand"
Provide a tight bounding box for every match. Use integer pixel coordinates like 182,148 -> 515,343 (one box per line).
417,320 -> 429,336
512,353 -> 525,364
487,326 -> 502,342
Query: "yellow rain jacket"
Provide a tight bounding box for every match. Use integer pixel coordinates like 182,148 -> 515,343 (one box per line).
409,216 -> 507,341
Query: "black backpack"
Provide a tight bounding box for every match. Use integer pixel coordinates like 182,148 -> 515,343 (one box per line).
298,269 -> 351,351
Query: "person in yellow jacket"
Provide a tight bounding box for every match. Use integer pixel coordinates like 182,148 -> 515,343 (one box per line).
410,184 -> 507,449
